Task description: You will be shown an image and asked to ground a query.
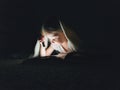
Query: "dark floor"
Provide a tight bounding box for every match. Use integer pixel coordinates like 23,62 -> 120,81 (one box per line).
0,52 -> 118,90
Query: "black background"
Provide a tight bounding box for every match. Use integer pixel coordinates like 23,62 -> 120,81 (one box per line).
0,0 -> 113,56
0,0 -> 118,90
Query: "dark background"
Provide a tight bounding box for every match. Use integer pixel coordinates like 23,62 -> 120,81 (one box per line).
0,0 -> 112,57
0,0 -> 118,90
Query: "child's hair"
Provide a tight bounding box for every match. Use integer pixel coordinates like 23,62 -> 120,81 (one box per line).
42,16 -> 61,32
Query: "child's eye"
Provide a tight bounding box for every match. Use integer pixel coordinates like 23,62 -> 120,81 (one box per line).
54,33 -> 59,36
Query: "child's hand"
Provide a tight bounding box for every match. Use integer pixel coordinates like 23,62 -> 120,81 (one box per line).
39,36 -> 46,56
39,36 -> 47,48
39,35 -> 44,42
39,42 -> 46,57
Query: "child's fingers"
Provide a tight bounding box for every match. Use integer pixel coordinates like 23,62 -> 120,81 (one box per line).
40,42 -> 43,47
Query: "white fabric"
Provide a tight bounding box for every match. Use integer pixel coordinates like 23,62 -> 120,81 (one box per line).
33,40 -> 40,57
51,43 -> 66,53
51,40 -> 75,54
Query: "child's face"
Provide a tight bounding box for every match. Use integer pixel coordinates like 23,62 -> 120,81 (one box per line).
46,31 -> 67,44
